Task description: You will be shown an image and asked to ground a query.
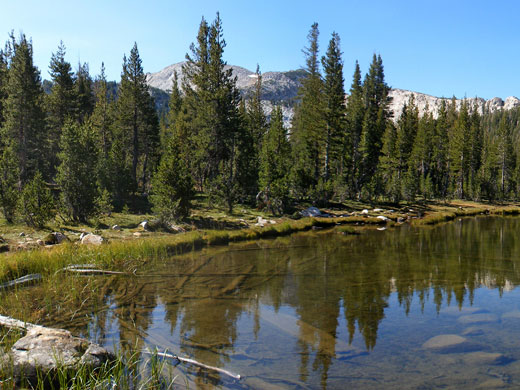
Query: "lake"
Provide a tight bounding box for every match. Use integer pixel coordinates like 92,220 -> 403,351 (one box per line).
7,216 -> 520,389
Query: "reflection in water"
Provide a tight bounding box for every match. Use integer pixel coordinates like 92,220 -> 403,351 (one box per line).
4,216 -> 520,388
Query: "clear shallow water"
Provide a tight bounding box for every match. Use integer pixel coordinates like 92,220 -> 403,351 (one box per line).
15,216 -> 520,389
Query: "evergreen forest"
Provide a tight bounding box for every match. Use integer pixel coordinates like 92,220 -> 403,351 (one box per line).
1,16 -> 520,227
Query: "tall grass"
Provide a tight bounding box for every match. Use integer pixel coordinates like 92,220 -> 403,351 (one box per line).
0,216 -> 382,282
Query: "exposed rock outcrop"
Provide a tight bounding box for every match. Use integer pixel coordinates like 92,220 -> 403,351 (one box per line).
147,62 -> 520,127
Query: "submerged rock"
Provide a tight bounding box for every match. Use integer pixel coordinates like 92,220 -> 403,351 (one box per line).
462,327 -> 485,336
501,310 -> 520,320
457,313 -> 499,325
440,306 -> 483,316
422,334 -> 480,353
462,351 -> 513,366
3,327 -> 114,386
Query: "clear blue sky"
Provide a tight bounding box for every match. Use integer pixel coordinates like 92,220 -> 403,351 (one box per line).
0,0 -> 518,99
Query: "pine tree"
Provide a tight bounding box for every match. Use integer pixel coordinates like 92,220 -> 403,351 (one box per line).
2,33 -> 46,183
161,70 -> 182,146
468,105 -> 483,199
379,122 -> 400,202
19,171 -> 54,227
407,109 -> 435,199
243,65 -> 268,198
432,100 -> 450,198
56,120 -> 99,222
259,106 -> 291,214
151,138 -> 194,222
115,42 -> 160,193
321,32 -> 346,195
46,41 -> 77,177
91,63 -> 114,192
449,100 -> 471,198
0,145 -> 20,222
345,61 -> 365,196
495,110 -> 516,199
395,97 -> 419,200
75,62 -> 94,123
359,54 -> 391,198
290,23 -> 325,200
0,48 -> 7,128
182,14 -> 245,212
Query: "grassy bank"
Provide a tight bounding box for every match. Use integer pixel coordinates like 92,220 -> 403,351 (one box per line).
0,216 -> 386,283
0,200 -> 520,283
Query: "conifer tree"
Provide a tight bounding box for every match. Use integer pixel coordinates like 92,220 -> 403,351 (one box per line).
116,43 -> 160,193
91,63 -> 114,193
407,109 -> 435,199
345,61 -> 365,196
495,110 -> 516,199
0,144 -> 20,222
19,171 -> 54,227
379,121 -> 400,202
432,100 -> 450,198
75,62 -> 94,123
161,70 -> 182,146
56,120 -> 99,222
46,41 -> 77,176
151,138 -> 194,222
259,106 -> 291,214
290,23 -> 325,200
0,49 -> 7,128
182,14 -> 245,211
449,100 -> 471,198
359,54 -> 391,198
2,33 -> 46,183
321,32 -> 346,195
243,65 -> 267,198
468,105 -> 483,198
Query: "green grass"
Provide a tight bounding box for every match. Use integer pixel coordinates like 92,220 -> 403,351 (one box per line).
0,347 -> 178,390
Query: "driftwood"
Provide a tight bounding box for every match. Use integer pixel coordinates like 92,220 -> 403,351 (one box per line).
0,273 -> 42,290
0,314 -> 43,331
144,349 -> 241,380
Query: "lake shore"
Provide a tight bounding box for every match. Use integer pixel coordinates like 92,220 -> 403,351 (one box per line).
0,199 -> 519,283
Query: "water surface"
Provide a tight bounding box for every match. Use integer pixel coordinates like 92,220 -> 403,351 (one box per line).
10,216 -> 520,389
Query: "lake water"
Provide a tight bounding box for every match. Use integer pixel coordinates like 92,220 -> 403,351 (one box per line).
9,216 -> 520,389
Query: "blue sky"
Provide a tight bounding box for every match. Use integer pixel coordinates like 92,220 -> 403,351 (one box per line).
0,0 -> 518,99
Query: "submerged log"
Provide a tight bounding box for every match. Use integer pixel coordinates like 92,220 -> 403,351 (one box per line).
144,349 -> 241,380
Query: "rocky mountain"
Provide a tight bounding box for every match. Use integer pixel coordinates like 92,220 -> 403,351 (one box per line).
147,62 -> 520,125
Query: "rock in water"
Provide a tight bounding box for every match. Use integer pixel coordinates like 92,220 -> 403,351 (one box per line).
457,313 -> 498,325
81,233 -> 104,245
422,334 -> 480,353
4,327 -> 114,386
462,352 -> 513,366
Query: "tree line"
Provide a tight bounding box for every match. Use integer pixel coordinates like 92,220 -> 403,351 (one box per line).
0,16 -> 519,228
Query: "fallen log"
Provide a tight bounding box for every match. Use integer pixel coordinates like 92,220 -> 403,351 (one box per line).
0,274 -> 42,290
0,314 -> 43,331
143,349 -> 241,380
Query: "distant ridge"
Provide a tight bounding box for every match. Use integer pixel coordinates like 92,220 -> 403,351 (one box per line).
147,62 -> 520,125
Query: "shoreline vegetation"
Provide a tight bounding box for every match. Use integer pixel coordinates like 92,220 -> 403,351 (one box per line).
0,199 -> 519,284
